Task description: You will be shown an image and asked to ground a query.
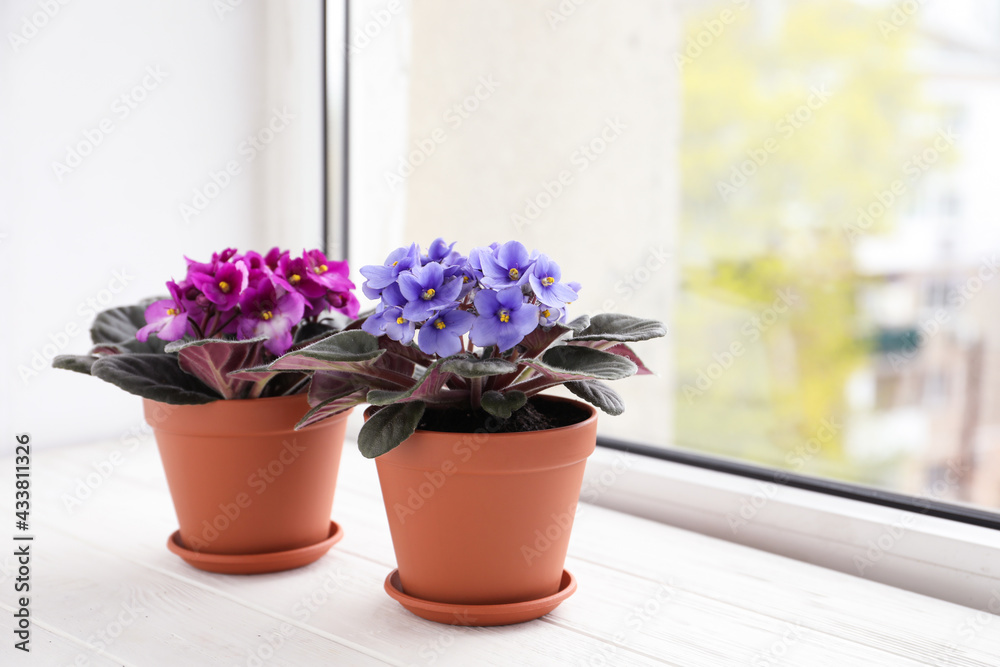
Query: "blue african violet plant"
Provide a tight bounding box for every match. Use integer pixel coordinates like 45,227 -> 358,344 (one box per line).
255,240 -> 666,458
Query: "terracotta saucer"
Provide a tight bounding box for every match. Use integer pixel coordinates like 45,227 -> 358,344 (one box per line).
167,520 -> 344,574
384,569 -> 577,626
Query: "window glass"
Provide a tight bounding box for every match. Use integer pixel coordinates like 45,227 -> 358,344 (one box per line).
390,0 -> 1000,510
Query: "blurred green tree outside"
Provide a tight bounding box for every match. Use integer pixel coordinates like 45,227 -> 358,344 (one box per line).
675,0 -> 948,484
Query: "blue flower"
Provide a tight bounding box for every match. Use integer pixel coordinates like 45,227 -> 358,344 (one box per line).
528,254 -> 578,307
538,304 -> 565,327
479,241 -> 535,289
359,244 -> 420,292
417,308 -> 475,357
361,305 -> 415,345
425,238 -> 458,263
470,287 -> 539,351
397,261 -> 462,321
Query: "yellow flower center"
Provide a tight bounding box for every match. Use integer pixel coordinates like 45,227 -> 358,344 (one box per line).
167,308 -> 179,316
218,281 -> 230,293
314,264 -> 328,274
289,274 -> 301,284
396,316 -> 406,325
434,320 -> 446,330
391,261 -> 399,266
508,268 -> 520,280
499,309 -> 511,323
542,276 -> 555,286
261,310 -> 274,321
462,275 -> 470,283
421,288 -> 436,300
541,309 -> 551,318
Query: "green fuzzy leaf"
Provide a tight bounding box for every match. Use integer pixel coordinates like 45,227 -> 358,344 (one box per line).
566,380 -> 624,416
358,401 -> 426,459
365,360 -> 454,405
90,354 -> 219,404
275,330 -> 383,365
52,354 -> 98,376
480,390 -> 527,419
440,355 -> 518,378
90,301 -> 168,354
540,345 -> 638,380
567,315 -> 591,333
292,320 -> 339,347
296,387 -> 368,429
164,337 -> 267,399
573,313 -> 667,342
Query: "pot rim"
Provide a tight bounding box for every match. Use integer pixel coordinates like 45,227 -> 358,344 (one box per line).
143,393 -> 352,436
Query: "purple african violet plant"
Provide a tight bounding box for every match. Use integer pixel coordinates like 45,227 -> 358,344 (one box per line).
53,247 -> 360,404
257,239 -> 666,458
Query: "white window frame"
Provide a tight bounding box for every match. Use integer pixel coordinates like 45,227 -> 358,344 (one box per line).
582,447 -> 1000,610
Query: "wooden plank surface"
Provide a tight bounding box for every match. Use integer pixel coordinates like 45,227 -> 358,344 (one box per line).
2,435 -> 998,666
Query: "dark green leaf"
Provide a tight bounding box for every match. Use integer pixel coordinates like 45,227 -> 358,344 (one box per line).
566,380 -> 624,416
165,337 -> 267,399
517,322 -> 573,359
358,401 -> 426,458
440,355 -> 517,378
480,390 -> 527,420
274,330 -> 383,367
567,315 -> 591,333
539,345 -> 637,380
90,354 -> 219,404
365,360 -> 454,405
52,355 -> 98,375
293,320 -> 338,347
296,388 -> 368,429
90,301 -> 168,353
574,313 -> 667,342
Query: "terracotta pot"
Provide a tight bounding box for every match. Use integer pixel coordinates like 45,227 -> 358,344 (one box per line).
372,396 -> 597,608
144,394 -> 350,562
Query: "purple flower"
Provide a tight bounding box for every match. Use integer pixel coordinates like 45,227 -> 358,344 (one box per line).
397,261 -> 462,321
538,305 -> 565,327
479,240 -> 536,289
417,308 -> 475,357
470,287 -> 539,351
324,290 -> 360,319
185,248 -> 237,275
264,247 -> 287,272
189,260 -> 249,311
359,244 -> 421,291
425,238 -> 458,263
279,254 -> 328,299
361,306 -> 415,345
137,281 -> 189,342
239,250 -> 267,271
304,250 -> 355,292
528,254 -> 578,307
237,277 -> 306,355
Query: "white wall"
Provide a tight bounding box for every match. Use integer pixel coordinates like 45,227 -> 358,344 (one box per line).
0,0 -> 323,450
399,0 -> 678,444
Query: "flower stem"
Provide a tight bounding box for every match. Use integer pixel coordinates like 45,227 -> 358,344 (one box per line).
283,375 -> 311,397
189,318 -> 205,339
471,376 -> 483,411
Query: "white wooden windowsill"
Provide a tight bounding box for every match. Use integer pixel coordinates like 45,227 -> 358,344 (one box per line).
3,439 -> 999,666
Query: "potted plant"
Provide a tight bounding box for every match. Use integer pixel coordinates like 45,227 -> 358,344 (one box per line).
263,239 -> 665,623
53,247 -> 361,574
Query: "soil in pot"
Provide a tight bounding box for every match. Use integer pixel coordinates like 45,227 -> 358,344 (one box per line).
414,396 -> 592,433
